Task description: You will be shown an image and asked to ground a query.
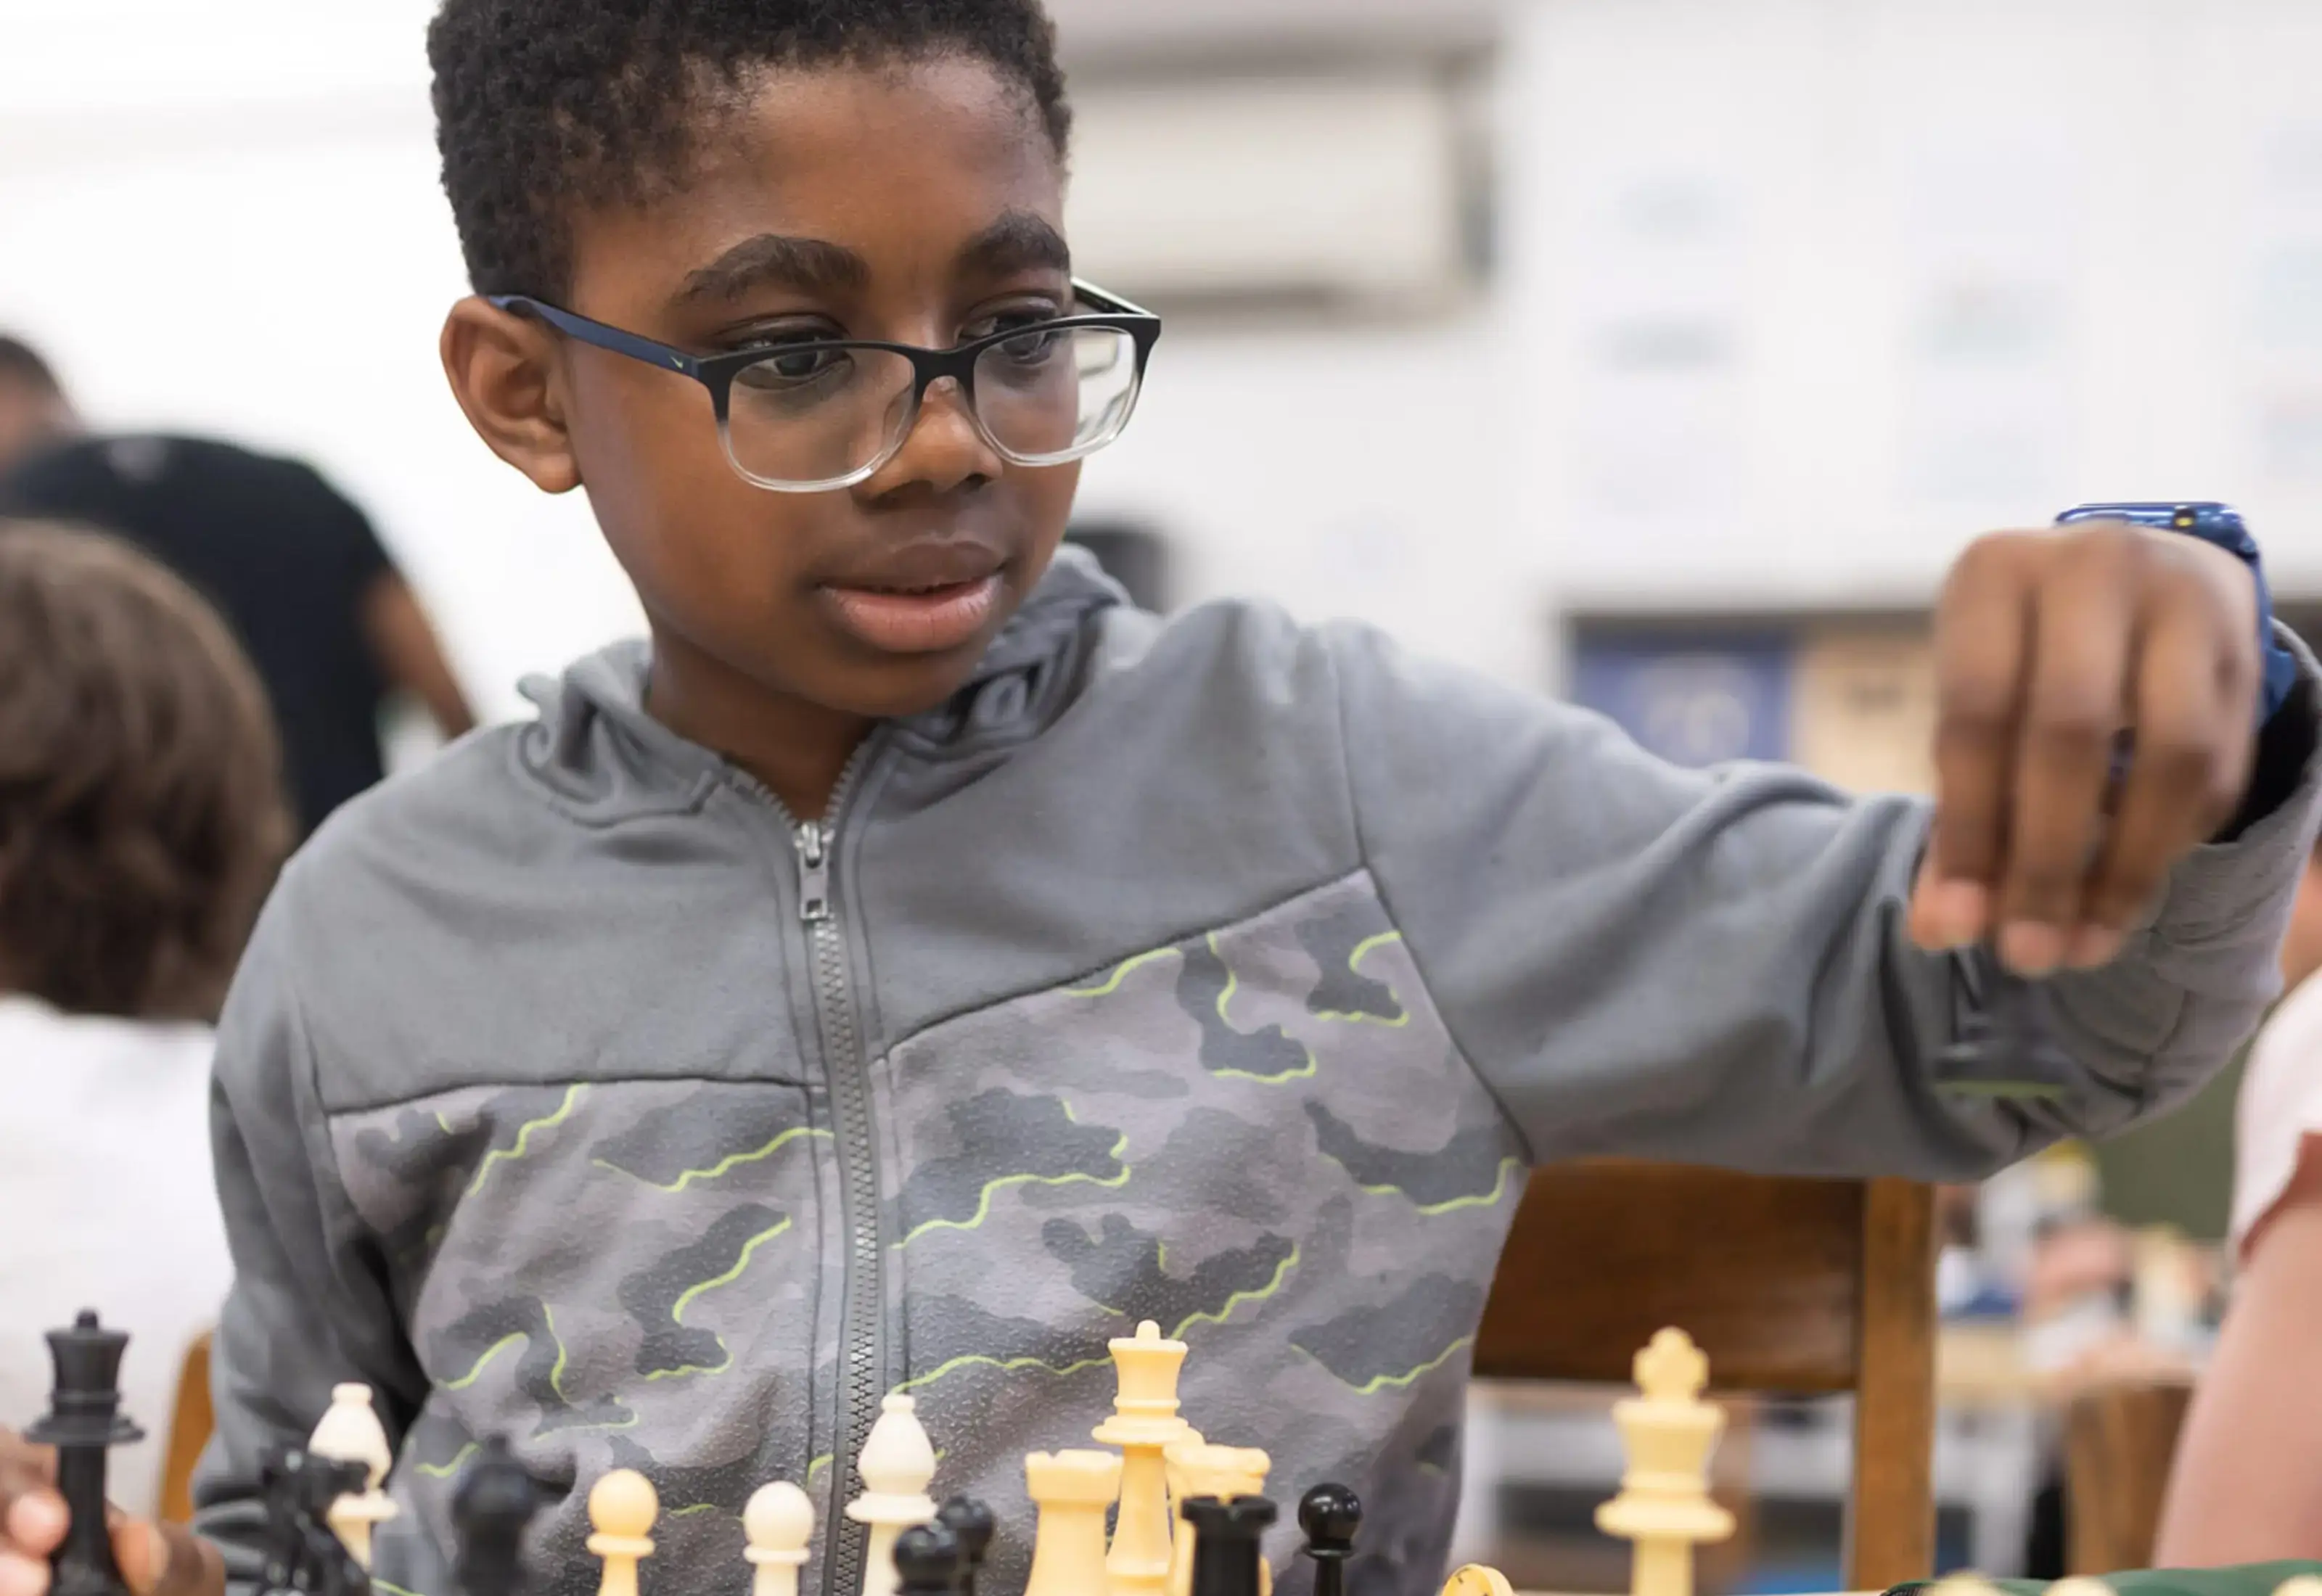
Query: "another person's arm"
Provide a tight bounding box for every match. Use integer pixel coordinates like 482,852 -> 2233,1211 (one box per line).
2154,910 -> 2322,1566
300,464 -> 475,741
360,572 -> 476,739
2154,1151 -> 2322,1563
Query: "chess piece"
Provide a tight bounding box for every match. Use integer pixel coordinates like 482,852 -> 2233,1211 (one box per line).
935,1498 -> 996,1596
1593,1329 -> 1734,1596
1437,1568 -> 1517,1596
586,1470 -> 658,1596
309,1384 -> 399,1569
2048,1581 -> 2114,1596
1925,1578 -> 2006,1596
1025,1451 -> 1123,1596
25,1312 -> 145,1596
744,1482 -> 816,1596
1181,1497 -> 1275,1596
849,1394 -> 939,1596
257,1449 -> 370,1596
1934,967 -> 2076,1101
1093,1321 -> 1191,1596
1164,1445 -> 1271,1596
451,1436 -> 537,1596
1296,1486 -> 1361,1596
893,1523 -> 967,1596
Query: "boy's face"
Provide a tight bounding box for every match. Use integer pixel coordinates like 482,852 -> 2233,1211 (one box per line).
451,58 -> 1082,725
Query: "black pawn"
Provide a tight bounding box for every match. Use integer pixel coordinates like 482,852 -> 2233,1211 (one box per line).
1296,1486 -> 1361,1596
892,1523 -> 965,1596
1183,1497 -> 1276,1596
933,1498 -> 995,1596
25,1312 -> 144,1596
452,1437 -> 539,1596
1933,968 -> 2077,1102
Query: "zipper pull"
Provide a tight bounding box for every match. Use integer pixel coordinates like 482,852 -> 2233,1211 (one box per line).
795,822 -> 834,924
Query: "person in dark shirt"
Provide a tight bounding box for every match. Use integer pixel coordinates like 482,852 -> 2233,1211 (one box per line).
0,335 -> 475,832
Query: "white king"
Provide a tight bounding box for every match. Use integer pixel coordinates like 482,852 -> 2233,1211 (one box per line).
1593,1329 -> 1734,1596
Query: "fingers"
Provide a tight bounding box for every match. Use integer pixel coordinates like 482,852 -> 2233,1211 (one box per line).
1920,535 -> 2033,949
1919,523 -> 2264,972
1994,537 -> 2136,975
2080,589 -> 2252,942
0,1432 -> 214,1596
117,1521 -> 214,1596
112,1515 -> 165,1596
0,1431 -> 62,1596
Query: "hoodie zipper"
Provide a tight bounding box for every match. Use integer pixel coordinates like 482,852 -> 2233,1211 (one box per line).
742,744 -> 885,1596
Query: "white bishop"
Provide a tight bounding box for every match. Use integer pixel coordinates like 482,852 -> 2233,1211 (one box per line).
846,1394 -> 938,1596
307,1383 -> 398,1569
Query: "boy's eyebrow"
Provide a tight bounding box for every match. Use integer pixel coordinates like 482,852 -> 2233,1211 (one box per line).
955,211 -> 1071,277
674,234 -> 871,305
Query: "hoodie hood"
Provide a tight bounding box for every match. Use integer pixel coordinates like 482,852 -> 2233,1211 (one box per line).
512,544 -> 1128,813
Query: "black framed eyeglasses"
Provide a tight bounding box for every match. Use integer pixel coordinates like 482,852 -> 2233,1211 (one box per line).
489,280 -> 1162,493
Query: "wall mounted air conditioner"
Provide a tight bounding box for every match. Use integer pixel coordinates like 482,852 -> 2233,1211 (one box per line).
1064,70 -> 1476,313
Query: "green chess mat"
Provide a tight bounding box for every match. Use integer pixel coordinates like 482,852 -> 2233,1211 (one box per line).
1890,1566 -> 2322,1596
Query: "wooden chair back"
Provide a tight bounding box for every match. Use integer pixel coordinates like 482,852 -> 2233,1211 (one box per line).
1474,1161 -> 1938,1592
159,1331 -> 214,1525
2063,1373 -> 2195,1575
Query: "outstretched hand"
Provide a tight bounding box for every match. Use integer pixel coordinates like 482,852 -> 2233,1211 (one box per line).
1907,521 -> 2263,975
0,1429 -> 219,1596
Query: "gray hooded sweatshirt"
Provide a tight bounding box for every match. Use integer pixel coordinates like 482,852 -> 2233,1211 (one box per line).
193,549 -> 2322,1596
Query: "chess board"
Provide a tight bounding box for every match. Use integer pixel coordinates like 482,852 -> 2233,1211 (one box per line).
46,1304 -> 2305,1596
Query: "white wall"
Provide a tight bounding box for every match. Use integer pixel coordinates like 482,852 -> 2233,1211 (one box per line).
1073,315 -> 1532,679
1501,0 -> 2322,614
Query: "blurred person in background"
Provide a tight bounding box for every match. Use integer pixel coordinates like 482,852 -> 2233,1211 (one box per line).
0,335 -> 477,834
2154,832 -> 2322,1563
0,520 -> 292,1520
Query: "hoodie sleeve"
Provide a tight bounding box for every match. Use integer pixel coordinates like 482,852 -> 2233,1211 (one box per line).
1327,620 -> 2322,1180
190,869 -> 426,1592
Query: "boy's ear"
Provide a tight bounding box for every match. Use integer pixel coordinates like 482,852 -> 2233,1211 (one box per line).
440,298 -> 582,494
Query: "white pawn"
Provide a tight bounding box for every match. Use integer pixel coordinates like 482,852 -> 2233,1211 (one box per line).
307,1383 -> 398,1569
847,1394 -> 938,1596
587,1470 -> 659,1596
745,1482 -> 816,1596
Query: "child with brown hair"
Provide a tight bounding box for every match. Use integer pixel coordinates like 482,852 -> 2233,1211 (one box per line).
0,520 -> 290,1521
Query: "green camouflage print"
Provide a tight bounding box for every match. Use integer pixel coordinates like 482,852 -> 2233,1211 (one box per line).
881,873 -> 1520,1596
324,872 -> 1521,1596
329,1079 -> 842,1596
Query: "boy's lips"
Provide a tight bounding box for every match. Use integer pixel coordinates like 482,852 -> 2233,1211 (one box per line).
819,572 -> 1004,654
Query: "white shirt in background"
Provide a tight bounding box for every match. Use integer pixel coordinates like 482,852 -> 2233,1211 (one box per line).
0,995 -> 232,1517
2231,971 -> 2322,1261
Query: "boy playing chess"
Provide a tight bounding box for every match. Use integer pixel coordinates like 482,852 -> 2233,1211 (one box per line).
4,1 -> 2322,1594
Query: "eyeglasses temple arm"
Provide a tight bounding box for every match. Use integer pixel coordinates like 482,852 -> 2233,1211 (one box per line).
485,295 -> 709,378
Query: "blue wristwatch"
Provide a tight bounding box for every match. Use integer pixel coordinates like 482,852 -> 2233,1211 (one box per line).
2056,501 -> 2298,725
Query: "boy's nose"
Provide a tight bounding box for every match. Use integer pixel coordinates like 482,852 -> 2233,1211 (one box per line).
861,377 -> 1005,501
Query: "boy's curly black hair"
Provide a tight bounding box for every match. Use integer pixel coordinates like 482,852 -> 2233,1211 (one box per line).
0,521 -> 291,1023
427,0 -> 1072,302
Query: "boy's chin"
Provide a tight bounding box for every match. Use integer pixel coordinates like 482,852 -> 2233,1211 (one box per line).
801,635 -> 1004,721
